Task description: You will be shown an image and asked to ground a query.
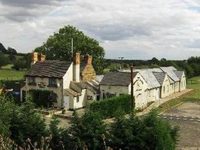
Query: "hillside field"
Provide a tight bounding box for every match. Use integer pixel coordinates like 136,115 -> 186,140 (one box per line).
0,69 -> 26,80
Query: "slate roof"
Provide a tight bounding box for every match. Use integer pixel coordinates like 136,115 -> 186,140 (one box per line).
26,60 -> 72,78
100,72 -> 137,86
174,70 -> 184,79
64,89 -> 81,96
153,72 -> 166,85
160,67 -> 179,82
137,69 -> 161,88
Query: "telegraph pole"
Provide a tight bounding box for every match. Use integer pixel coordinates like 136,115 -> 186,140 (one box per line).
118,57 -> 124,70
130,65 -> 135,110
71,38 -> 74,59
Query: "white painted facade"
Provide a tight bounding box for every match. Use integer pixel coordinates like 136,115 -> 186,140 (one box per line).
147,88 -> 160,103
100,66 -> 187,109
160,75 -> 174,98
100,73 -> 149,109
179,73 -> 186,91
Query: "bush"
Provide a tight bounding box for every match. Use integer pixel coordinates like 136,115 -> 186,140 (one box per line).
69,111 -> 107,149
0,95 -> 47,146
107,111 -> 178,150
89,95 -> 132,118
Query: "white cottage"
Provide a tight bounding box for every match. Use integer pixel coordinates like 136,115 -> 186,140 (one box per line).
99,72 -> 148,109
21,52 -> 98,110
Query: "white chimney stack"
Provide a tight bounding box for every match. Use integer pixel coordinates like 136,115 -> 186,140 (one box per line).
73,52 -> 80,82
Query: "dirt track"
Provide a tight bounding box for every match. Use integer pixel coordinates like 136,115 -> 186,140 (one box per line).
162,102 -> 200,149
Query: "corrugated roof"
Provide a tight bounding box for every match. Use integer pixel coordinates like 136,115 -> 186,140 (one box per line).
26,60 -> 72,78
160,67 -> 179,82
100,72 -> 137,86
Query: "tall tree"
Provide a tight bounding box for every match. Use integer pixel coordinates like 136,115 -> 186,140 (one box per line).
35,25 -> 105,74
0,43 -> 7,53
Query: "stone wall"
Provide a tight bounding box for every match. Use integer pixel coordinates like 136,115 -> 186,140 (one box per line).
81,64 -> 96,81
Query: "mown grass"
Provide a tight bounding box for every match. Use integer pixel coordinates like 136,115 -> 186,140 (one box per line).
0,69 -> 26,81
157,77 -> 200,113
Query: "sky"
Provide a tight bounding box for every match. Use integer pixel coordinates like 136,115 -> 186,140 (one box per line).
0,0 -> 200,60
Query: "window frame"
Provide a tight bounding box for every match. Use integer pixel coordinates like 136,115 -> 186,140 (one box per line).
48,78 -> 57,87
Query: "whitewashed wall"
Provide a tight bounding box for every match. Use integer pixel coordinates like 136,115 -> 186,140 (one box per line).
63,63 -> 73,89
73,89 -> 87,109
100,85 -> 129,99
160,75 -> 174,98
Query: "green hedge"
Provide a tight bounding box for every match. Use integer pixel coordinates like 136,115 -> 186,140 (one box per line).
89,95 -> 132,118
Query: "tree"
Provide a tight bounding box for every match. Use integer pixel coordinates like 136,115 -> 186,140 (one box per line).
69,111 -> 107,149
0,53 -> 10,68
35,25 -> 105,74
9,99 -> 47,145
13,58 -> 27,70
7,47 -> 17,54
0,96 -> 16,137
0,43 -> 7,53
149,57 -> 159,65
108,111 -> 178,150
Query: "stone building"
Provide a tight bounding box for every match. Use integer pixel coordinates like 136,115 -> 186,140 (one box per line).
21,52 -> 98,110
100,66 -> 186,109
100,72 -> 148,109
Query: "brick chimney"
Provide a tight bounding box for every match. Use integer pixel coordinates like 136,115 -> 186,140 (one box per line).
87,55 -> 92,65
31,52 -> 38,65
38,53 -> 46,62
73,52 -> 80,82
85,54 -> 93,65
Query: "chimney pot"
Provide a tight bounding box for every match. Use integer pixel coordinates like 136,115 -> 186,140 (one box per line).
87,55 -> 92,65
73,53 -> 80,64
39,53 -> 46,62
31,52 -> 38,64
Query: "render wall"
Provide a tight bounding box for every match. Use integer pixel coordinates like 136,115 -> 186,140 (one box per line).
130,73 -> 148,109
100,85 -> 129,99
147,88 -> 160,103
21,77 -> 63,107
63,63 -> 73,89
180,74 -> 186,91
69,89 -> 87,109
160,75 -> 174,98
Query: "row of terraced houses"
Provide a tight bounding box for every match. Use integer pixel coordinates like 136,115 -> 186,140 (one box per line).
21,52 -> 186,110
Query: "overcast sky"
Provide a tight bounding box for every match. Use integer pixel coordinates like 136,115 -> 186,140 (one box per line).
0,0 -> 200,59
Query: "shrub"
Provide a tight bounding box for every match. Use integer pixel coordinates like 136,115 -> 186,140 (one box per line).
69,111 -> 107,149
107,111 -> 178,150
89,95 -> 132,118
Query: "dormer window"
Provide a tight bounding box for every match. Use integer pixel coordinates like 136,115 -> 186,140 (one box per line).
48,78 -> 57,87
28,77 -> 36,85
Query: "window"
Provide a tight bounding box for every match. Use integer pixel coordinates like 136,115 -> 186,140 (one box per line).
76,96 -> 79,102
48,78 -> 57,87
28,77 -> 36,85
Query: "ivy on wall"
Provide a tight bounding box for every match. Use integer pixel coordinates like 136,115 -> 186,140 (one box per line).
29,89 -> 57,108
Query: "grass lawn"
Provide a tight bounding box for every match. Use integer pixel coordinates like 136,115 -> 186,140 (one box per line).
157,76 -> 200,113
0,69 -> 26,80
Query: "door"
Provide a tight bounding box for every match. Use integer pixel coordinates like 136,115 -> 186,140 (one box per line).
63,96 -> 70,109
